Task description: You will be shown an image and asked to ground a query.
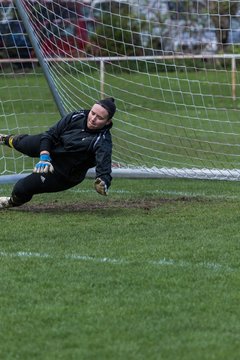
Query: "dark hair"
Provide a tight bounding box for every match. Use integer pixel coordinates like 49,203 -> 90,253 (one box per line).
97,97 -> 116,119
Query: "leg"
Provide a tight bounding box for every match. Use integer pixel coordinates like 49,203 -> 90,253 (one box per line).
10,171 -> 77,207
1,134 -> 42,157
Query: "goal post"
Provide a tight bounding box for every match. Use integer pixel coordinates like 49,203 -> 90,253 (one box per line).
1,0 -> 240,183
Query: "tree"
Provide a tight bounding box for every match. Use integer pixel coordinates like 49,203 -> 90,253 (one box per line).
208,0 -> 238,50
89,2 -> 144,57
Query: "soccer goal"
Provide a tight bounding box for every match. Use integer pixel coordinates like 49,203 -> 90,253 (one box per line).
1,0 -> 240,183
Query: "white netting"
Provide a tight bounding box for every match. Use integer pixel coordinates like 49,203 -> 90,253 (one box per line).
1,0 -> 240,180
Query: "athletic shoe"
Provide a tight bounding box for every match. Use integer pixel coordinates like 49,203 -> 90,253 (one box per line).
0,197 -> 12,209
0,134 -> 7,145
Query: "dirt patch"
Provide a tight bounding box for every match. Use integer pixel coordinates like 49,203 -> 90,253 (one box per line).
12,196 -> 203,213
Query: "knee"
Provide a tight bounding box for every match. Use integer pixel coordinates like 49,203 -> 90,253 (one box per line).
11,134 -> 28,150
11,179 -> 33,206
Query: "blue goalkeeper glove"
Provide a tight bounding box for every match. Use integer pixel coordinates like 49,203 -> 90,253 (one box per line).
33,154 -> 54,174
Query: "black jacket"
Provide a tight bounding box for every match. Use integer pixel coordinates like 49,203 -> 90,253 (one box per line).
40,110 -> 113,187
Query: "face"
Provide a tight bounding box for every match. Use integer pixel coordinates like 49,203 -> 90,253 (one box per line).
87,104 -> 111,130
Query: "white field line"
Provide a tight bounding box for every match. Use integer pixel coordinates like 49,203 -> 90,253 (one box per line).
0,251 -> 234,272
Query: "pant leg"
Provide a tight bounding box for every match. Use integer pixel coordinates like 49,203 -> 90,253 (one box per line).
12,134 -> 42,157
11,171 -> 78,206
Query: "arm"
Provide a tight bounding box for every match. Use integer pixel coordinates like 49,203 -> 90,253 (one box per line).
94,134 -> 112,195
33,150 -> 54,174
33,112 -> 77,174
39,112 -> 75,153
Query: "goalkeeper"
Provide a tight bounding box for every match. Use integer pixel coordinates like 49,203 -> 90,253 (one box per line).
0,97 -> 116,209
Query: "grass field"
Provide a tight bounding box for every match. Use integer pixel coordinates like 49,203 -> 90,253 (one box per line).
1,66 -> 240,358
1,177 -> 240,359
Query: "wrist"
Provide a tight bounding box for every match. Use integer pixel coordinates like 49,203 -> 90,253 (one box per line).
40,153 -> 51,161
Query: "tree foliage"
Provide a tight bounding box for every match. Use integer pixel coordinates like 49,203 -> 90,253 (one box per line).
90,3 -> 144,57
208,0 -> 238,48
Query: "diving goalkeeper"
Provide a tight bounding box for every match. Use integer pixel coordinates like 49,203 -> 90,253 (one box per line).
0,97 -> 116,209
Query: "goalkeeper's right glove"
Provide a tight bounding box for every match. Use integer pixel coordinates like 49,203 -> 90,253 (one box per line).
33,154 -> 54,174
94,178 -> 108,196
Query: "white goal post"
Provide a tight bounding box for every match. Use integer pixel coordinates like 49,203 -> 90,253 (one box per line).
1,0 -> 240,183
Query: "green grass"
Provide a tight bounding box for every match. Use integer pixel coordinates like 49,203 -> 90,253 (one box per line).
1,67 -> 240,358
2,69 -> 240,171
1,178 -> 240,359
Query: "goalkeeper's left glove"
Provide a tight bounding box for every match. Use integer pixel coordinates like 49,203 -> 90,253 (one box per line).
94,178 -> 108,196
33,154 -> 54,174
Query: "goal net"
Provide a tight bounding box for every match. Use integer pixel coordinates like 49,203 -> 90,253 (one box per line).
1,0 -> 240,182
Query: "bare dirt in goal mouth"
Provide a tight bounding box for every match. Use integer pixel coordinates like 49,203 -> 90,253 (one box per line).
11,196 -> 204,213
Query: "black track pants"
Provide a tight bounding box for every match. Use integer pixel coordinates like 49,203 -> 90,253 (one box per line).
11,134 -> 78,206
12,134 -> 42,157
